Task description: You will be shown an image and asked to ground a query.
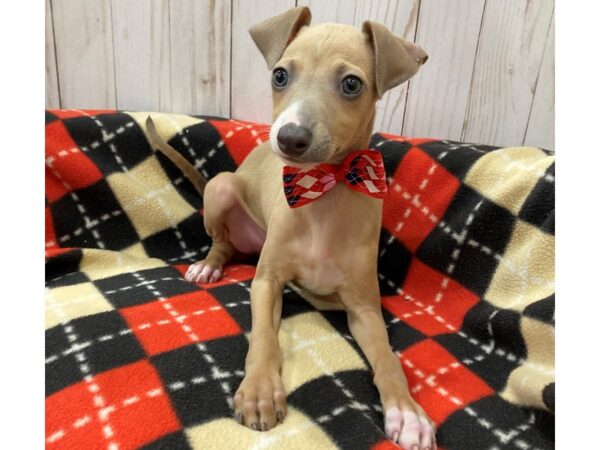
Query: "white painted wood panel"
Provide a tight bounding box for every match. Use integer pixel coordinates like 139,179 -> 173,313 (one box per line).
298,0 -> 361,24
524,14 -> 554,151
45,0 -> 60,108
170,0 -> 231,116
46,0 -> 555,150
402,0 -> 486,141
230,0 -> 296,123
52,0 -> 116,109
111,0 -> 171,112
462,0 -> 554,148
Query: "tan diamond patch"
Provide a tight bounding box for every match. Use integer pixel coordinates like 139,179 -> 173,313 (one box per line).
126,111 -> 204,143
485,220 -> 554,311
278,312 -> 366,393
465,147 -> 554,215
79,248 -> 167,281
107,156 -> 196,239
45,282 -> 113,329
185,406 -> 335,449
501,317 -> 554,410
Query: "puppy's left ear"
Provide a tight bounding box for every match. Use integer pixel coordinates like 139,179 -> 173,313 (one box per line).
362,21 -> 428,98
249,6 -> 312,70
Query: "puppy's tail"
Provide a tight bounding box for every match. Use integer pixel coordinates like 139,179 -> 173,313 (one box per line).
145,115 -> 207,196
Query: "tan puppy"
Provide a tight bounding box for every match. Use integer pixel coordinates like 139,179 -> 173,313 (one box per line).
182,7 -> 435,449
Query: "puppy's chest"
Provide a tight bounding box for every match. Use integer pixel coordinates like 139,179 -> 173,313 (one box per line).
295,258 -> 345,296
275,186 -> 378,296
291,229 -> 347,296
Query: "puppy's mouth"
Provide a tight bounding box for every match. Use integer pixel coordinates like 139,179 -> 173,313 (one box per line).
277,154 -> 303,165
270,139 -> 336,167
273,146 -> 330,167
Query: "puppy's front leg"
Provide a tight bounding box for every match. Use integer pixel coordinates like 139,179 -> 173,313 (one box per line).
340,276 -> 437,450
234,269 -> 288,431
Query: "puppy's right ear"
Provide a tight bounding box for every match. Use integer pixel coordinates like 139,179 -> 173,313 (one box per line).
249,6 -> 312,70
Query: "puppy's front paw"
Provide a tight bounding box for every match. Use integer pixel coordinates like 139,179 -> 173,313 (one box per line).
185,260 -> 222,284
385,403 -> 436,450
234,372 -> 287,431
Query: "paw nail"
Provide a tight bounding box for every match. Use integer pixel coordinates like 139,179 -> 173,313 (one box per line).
392,431 -> 399,442
260,422 -> 267,431
276,411 -> 283,422
236,413 -> 243,424
251,423 -> 258,431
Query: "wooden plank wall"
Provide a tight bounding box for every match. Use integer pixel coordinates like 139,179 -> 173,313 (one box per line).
46,0 -> 555,151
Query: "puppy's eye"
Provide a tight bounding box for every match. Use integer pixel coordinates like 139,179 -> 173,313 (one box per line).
272,68 -> 289,89
341,76 -> 363,97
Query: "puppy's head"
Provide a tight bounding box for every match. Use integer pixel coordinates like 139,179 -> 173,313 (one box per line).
250,6 -> 428,165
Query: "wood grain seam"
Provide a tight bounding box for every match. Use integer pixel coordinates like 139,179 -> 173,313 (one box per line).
49,0 -> 62,108
400,0 -> 422,137
109,0 -> 119,108
229,0 -> 234,117
169,0 -> 177,114
522,6 -> 554,147
460,0 -> 488,142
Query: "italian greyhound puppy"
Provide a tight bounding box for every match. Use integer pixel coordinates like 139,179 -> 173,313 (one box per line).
179,7 -> 434,449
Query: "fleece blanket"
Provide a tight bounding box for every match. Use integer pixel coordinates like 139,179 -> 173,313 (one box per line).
45,110 -> 555,450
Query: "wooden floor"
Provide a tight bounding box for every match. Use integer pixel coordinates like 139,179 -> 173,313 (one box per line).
46,0 -> 555,150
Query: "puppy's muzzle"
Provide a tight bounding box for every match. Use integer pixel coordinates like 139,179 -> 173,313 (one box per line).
277,123 -> 313,157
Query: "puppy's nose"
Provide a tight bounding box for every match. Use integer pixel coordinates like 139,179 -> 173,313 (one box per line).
277,123 -> 312,156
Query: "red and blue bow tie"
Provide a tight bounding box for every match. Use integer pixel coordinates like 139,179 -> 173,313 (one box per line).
282,150 -> 388,208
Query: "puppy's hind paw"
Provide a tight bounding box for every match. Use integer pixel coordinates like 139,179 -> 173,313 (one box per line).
185,260 -> 223,284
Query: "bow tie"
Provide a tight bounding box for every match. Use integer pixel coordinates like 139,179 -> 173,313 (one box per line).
282,150 -> 388,208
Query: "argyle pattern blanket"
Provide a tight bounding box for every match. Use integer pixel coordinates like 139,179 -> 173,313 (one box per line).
45,110 -> 555,450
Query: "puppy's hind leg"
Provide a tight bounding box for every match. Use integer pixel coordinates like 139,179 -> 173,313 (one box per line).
186,241 -> 235,284
186,172 -> 247,284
